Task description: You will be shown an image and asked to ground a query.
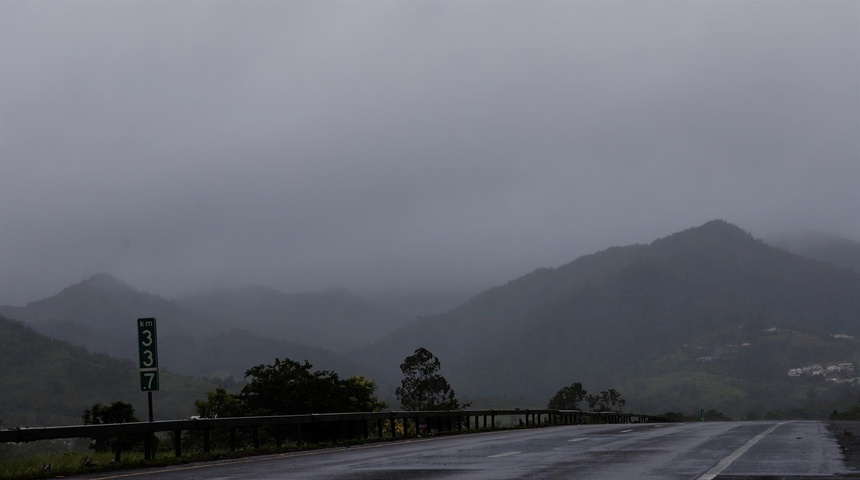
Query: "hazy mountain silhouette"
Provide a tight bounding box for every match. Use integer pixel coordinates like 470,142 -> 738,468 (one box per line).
0,273 -> 223,361
354,220 -> 860,415
6,220 -> 860,420
175,285 -> 410,352
766,232 -> 860,275
161,328 -> 365,381
0,275 -> 366,379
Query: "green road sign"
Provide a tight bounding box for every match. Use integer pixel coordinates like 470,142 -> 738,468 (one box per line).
137,318 -> 159,391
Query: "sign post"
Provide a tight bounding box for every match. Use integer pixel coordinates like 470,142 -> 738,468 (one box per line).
137,318 -> 158,460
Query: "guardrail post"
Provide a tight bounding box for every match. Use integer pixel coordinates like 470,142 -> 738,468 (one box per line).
275,425 -> 283,448
252,426 -> 260,450
491,410 -> 496,429
377,419 -> 383,438
229,427 -> 237,451
414,417 -> 420,437
297,422 -> 302,446
389,413 -> 396,439
364,419 -> 370,440
203,428 -> 210,453
174,429 -> 182,457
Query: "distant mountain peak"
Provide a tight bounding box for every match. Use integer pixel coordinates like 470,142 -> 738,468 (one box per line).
78,272 -> 136,292
23,272 -> 140,308
698,219 -> 750,234
681,219 -> 750,237
650,219 -> 756,250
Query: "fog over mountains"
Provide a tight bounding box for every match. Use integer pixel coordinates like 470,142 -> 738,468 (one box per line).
0,275 -> 404,380
176,286 -> 409,352
2,1 -> 857,308
3,220 -> 860,424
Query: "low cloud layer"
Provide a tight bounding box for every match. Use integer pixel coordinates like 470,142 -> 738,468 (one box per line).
1,1 -> 858,304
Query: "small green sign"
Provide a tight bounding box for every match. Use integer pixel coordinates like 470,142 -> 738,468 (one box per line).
137,318 -> 159,391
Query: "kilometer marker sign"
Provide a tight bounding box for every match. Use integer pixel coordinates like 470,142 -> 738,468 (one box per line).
137,317 -> 159,391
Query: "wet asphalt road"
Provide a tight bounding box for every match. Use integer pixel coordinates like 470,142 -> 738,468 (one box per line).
81,421 -> 856,480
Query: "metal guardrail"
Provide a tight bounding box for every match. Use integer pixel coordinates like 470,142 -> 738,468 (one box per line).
0,409 -> 664,459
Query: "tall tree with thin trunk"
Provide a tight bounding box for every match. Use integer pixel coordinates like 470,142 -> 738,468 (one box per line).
396,347 -> 465,411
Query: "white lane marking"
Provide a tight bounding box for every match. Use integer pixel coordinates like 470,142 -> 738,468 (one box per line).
489,451 -> 522,458
568,438 -> 588,442
697,421 -> 789,480
620,429 -> 634,433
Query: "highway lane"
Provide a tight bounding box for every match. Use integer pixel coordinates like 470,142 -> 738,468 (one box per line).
81,421 -> 855,479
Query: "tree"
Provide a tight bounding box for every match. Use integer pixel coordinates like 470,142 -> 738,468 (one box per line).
605,388 -> 626,411
194,386 -> 245,418
585,389 -> 626,412
237,358 -> 386,416
548,382 -> 587,410
81,401 -> 139,452
396,347 -> 466,411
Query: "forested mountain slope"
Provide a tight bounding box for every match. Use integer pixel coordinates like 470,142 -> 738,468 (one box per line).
0,316 -> 220,427
354,220 -> 860,416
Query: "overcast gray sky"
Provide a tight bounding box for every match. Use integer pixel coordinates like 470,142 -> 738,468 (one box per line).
1,0 -> 858,305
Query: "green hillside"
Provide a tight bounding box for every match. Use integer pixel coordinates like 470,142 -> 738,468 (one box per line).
0,316 -> 227,427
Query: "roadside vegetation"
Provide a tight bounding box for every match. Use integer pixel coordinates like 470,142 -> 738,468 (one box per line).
0,347 -> 633,479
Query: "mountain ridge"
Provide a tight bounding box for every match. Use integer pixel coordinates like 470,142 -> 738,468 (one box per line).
352,220 -> 860,416
174,284 -> 410,352
4,220 -> 860,419
0,274 -> 399,380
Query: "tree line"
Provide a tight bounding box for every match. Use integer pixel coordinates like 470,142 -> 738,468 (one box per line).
82,347 -> 624,452
546,382 -> 626,412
